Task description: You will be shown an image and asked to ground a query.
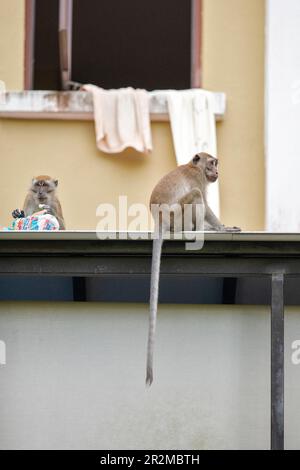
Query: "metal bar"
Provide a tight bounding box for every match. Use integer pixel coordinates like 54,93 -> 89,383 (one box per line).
222,277 -> 237,304
2,238 -> 300,256
0,256 -> 299,277
271,273 -> 284,450
72,277 -> 87,301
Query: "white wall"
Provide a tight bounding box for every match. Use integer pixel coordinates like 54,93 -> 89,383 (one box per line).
0,302 -> 300,449
266,0 -> 300,231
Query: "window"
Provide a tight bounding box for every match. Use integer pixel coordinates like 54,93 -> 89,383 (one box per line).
25,0 -> 202,91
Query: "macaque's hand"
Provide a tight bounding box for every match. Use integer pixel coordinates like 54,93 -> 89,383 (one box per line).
223,225 -> 241,232
12,209 -> 25,219
41,205 -> 55,216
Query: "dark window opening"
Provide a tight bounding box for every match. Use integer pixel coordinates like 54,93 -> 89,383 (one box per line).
32,0 -> 196,91
33,0 -> 61,90
72,0 -> 192,90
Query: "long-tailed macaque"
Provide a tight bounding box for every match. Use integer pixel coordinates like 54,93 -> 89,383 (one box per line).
146,152 -> 241,386
12,175 -> 65,230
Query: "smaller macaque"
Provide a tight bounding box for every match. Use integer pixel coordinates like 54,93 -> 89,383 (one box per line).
12,175 -> 65,230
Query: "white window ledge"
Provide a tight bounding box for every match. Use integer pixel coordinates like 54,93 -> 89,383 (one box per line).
0,90 -> 226,121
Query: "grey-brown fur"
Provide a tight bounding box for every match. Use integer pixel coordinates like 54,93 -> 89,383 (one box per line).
146,153 -> 240,386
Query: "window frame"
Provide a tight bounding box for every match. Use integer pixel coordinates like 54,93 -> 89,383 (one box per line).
24,0 -> 203,91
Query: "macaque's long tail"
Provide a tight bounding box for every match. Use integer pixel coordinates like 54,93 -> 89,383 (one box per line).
146,234 -> 164,386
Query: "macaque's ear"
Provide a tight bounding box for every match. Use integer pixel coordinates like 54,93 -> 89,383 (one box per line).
192,154 -> 201,164
54,179 -> 58,187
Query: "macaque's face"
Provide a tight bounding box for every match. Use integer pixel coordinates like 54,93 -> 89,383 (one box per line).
192,153 -> 219,183
31,176 -> 58,202
204,157 -> 218,183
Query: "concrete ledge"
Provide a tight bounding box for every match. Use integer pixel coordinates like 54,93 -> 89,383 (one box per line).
0,90 -> 226,121
0,230 -> 300,241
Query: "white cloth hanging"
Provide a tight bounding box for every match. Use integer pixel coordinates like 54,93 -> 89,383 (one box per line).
83,84 -> 152,154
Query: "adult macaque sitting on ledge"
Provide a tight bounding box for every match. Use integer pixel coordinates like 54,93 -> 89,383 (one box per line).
146,152 -> 241,386
12,175 -> 65,230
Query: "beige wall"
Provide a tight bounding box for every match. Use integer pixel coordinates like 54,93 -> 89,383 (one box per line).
0,120 -> 176,229
202,0 -> 265,230
0,0 -> 265,230
0,0 -> 24,90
